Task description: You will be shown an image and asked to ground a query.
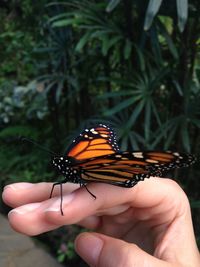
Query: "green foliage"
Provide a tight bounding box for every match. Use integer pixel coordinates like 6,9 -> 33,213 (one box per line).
191,201 -> 200,209
51,1 -> 130,62
57,241 -> 77,262
0,125 -> 39,139
0,80 -> 48,124
1,0 -> 199,184
0,8 -> 38,84
0,135 -> 53,185
106,0 -> 121,13
144,0 -> 163,30
49,0 -> 200,153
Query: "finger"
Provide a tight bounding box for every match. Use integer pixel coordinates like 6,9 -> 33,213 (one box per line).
7,178 -> 187,236
75,232 -> 172,267
2,182 -> 79,208
8,203 -> 133,236
7,199 -> 59,235
6,182 -> 135,235
8,203 -> 101,235
77,204 -> 130,229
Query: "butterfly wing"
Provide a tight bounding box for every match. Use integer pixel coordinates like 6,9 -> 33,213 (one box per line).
79,151 -> 196,187
65,124 -> 119,160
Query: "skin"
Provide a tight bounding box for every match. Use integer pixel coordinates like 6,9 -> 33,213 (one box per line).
2,177 -> 200,267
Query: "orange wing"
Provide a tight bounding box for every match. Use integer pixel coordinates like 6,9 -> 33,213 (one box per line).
78,151 -> 196,187
65,124 -> 119,160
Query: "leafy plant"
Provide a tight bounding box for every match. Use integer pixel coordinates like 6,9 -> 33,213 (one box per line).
57,241 -> 77,262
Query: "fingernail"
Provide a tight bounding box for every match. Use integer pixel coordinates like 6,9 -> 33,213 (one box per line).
9,203 -> 41,215
4,183 -> 34,191
44,193 -> 75,212
75,233 -> 103,266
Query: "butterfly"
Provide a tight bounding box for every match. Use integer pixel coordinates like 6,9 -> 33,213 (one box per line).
51,124 -> 196,215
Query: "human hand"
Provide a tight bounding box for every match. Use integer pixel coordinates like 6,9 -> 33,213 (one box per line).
2,178 -> 200,267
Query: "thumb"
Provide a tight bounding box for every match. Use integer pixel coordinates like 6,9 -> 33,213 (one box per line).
75,233 -> 171,267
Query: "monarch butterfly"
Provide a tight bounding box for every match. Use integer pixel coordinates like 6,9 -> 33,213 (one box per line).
51,124 -> 196,215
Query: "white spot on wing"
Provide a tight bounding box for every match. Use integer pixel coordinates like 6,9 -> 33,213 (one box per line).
132,152 -> 143,158
173,152 -> 180,156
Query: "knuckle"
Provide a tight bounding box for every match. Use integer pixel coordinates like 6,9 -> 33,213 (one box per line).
164,179 -> 190,213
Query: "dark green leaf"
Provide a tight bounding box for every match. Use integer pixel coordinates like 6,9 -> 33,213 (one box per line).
104,97 -> 139,116
149,25 -> 163,63
102,35 -> 110,56
97,91 -> 133,98
151,101 -> 161,127
120,135 -> 128,150
126,101 -> 144,129
56,81 -> 64,104
52,18 -> 81,27
177,0 -> 188,32
144,0 -> 163,30
144,100 -> 151,144
181,122 -> 191,152
75,32 -> 92,52
173,80 -> 183,96
129,134 -> 140,150
124,39 -> 132,60
135,46 -> 145,71
106,0 -> 121,12
193,119 -> 200,128
158,19 -> 178,60
164,122 -> 178,149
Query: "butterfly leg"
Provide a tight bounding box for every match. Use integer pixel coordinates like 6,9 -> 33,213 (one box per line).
50,182 -> 60,198
80,183 -> 96,199
49,182 -> 64,216
60,183 -> 64,216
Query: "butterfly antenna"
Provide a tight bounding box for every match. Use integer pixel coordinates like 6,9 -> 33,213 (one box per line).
19,136 -> 57,156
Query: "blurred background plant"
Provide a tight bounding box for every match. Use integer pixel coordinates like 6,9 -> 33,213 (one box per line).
0,0 -> 200,265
